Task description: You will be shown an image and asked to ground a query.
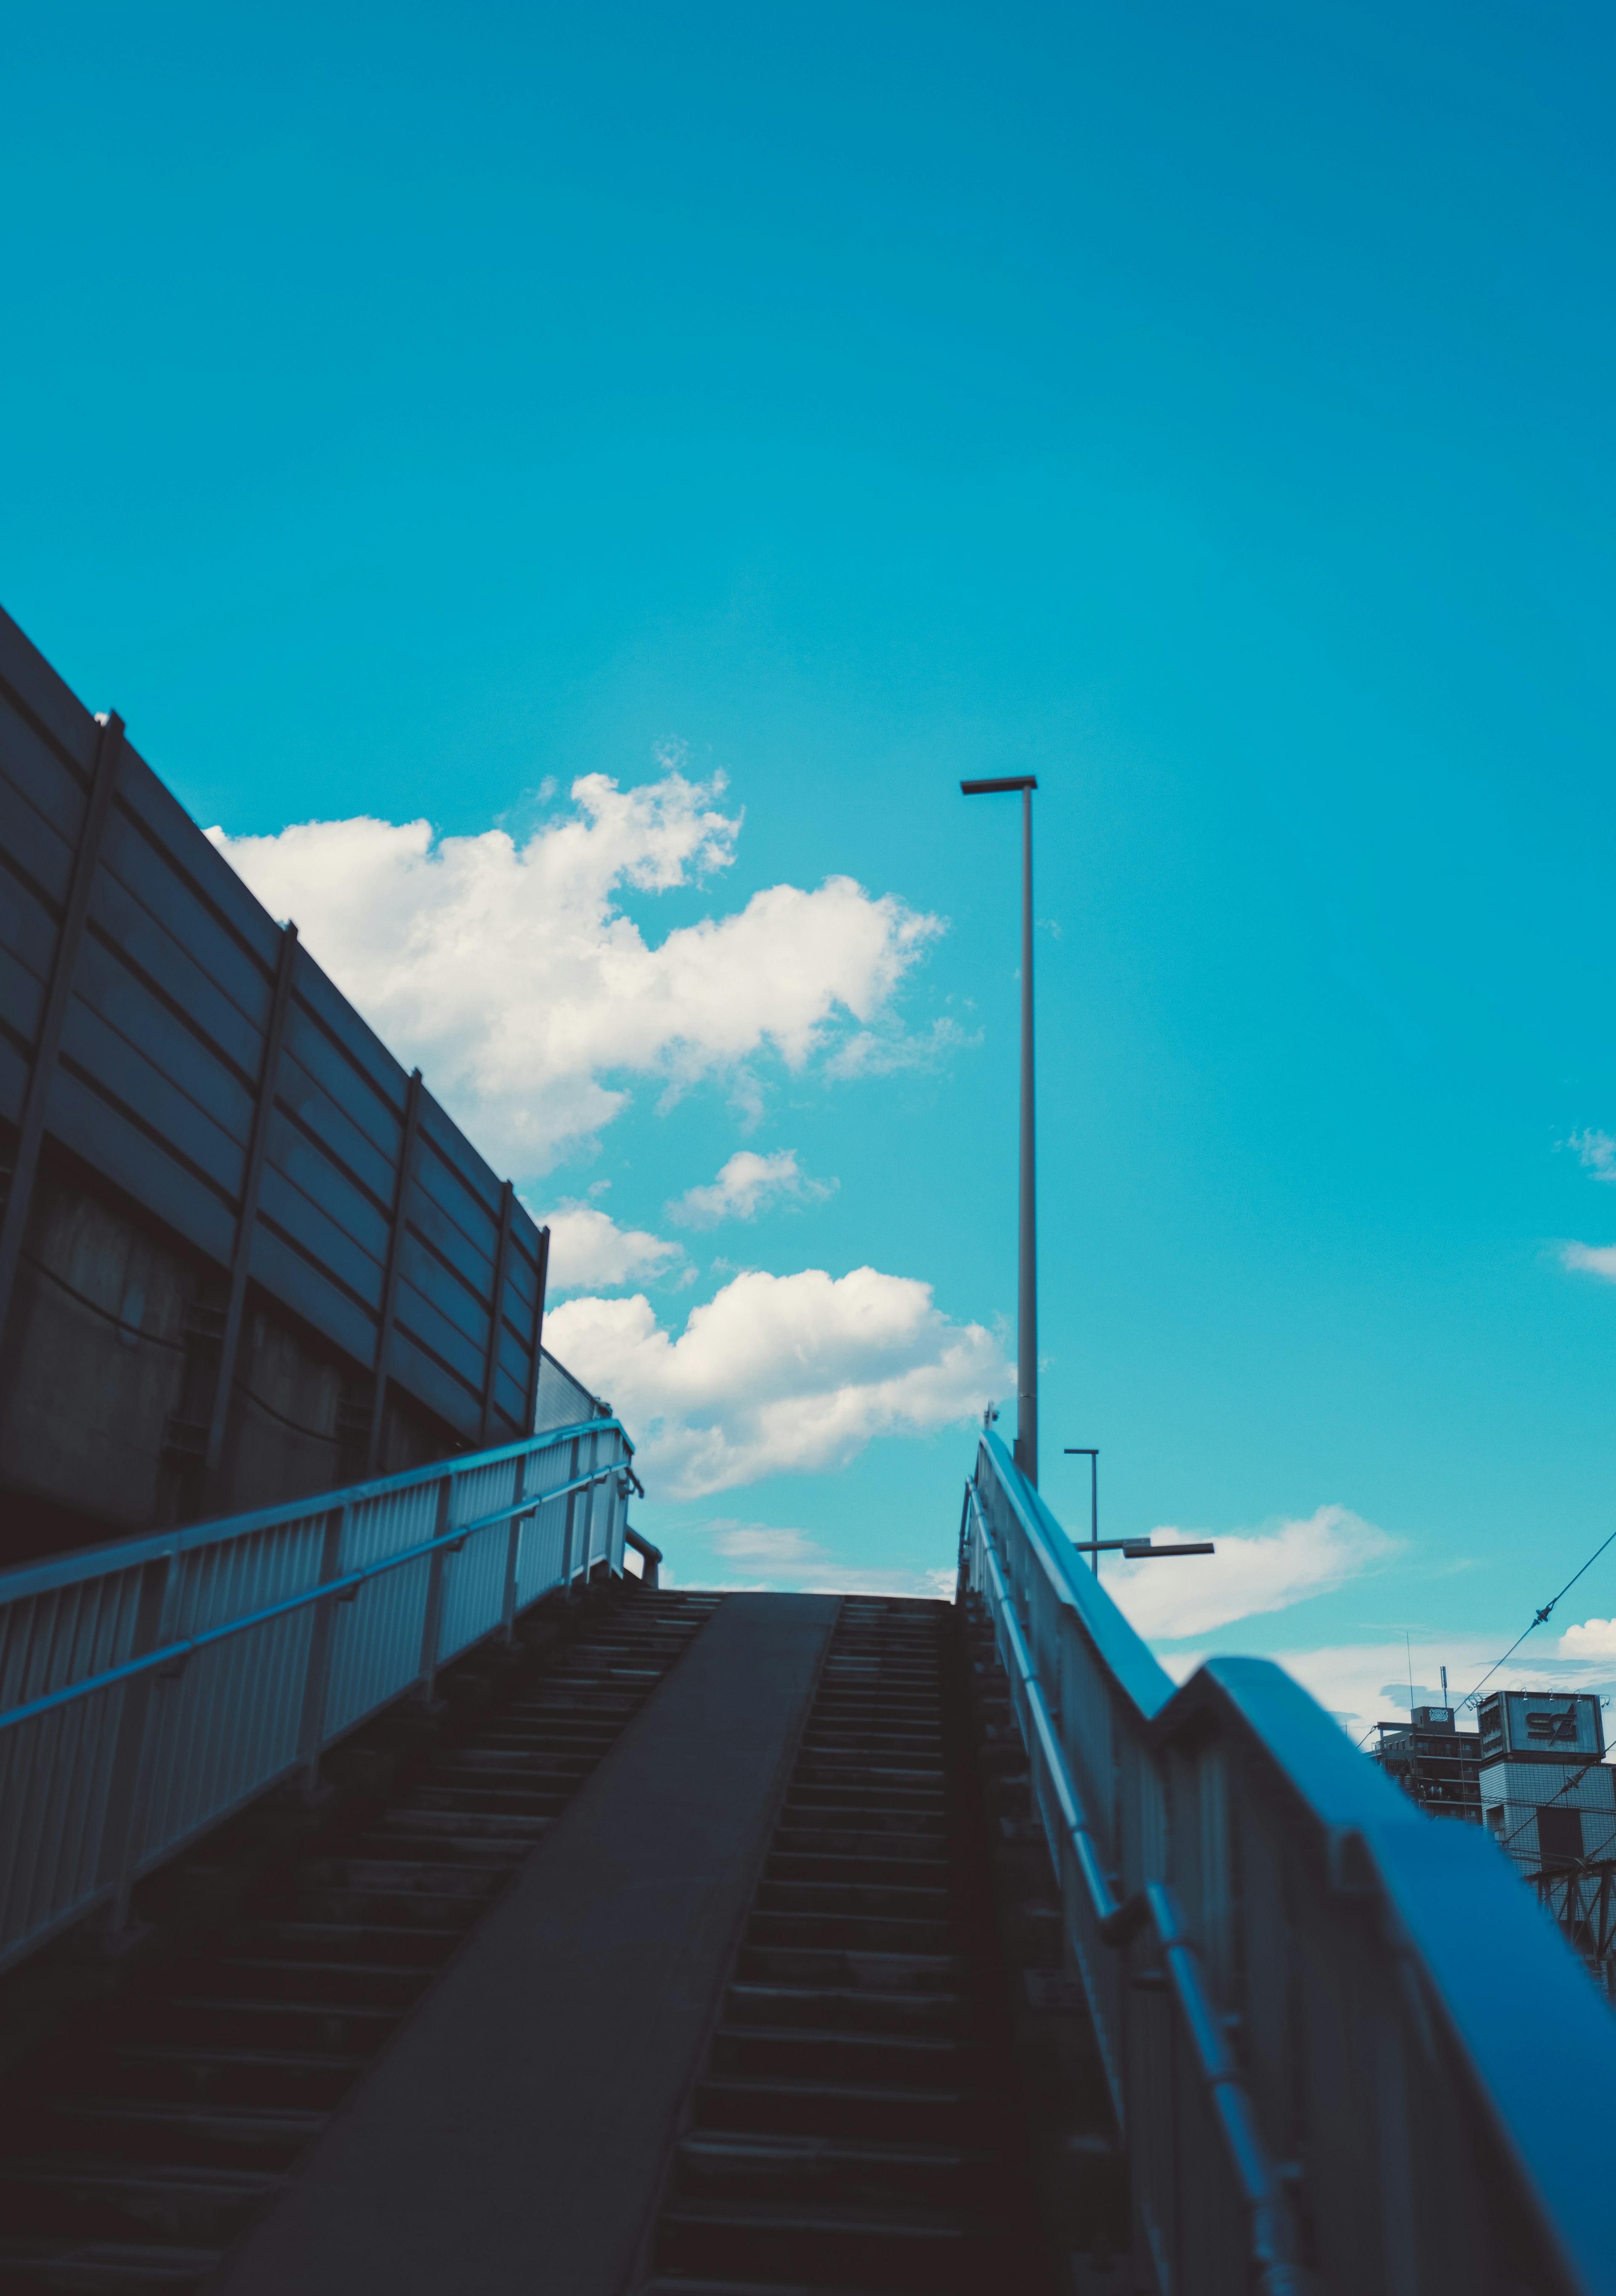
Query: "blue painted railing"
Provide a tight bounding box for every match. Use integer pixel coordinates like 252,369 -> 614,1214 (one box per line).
0,1413 -> 633,1975
964,1431 -> 1614,2296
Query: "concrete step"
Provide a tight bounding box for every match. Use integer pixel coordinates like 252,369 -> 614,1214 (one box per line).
32,2101 -> 324,2175
693,2075 -> 992,2148
736,1943 -> 972,1992
231,1921 -> 463,1966
0,2160 -> 276,2246
672,2129 -> 998,2211
203,1957 -> 436,2010
756,1878 -> 954,1922
710,2021 -> 983,2091
723,1984 -> 982,2040
0,2236 -> 220,2292
654,2195 -> 1024,2291
90,2046 -> 365,2112
767,1846 -> 957,1886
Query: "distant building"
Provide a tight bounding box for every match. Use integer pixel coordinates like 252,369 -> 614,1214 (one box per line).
1370,1705 -> 1482,1822
1477,1690 -> 1616,1879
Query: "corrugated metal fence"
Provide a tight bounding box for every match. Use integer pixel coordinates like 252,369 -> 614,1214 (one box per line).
0,1410 -> 631,1976
0,603 -> 548,1489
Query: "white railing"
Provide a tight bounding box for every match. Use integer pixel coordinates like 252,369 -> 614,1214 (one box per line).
0,1414 -> 633,1975
964,1431 -> 1613,2296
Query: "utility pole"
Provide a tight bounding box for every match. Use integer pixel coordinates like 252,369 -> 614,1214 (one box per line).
961,774 -> 1039,1485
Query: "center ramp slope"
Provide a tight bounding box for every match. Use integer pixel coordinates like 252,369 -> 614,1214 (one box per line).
213,1591 -> 839,2296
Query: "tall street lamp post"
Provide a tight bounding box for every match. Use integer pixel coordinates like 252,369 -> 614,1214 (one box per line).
961,774 -> 1039,1486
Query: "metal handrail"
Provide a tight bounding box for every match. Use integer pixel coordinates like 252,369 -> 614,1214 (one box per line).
0,1414 -> 633,1607
967,1480 -> 1300,2296
0,1453 -> 624,1737
0,1406 -> 636,1977
964,1431 -> 1616,2296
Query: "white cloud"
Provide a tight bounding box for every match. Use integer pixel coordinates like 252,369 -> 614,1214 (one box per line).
672,1519 -> 954,1601
537,1200 -> 684,1292
1155,1631 -> 1616,1746
1568,1129 -> 1616,1181
546,1264 -> 1012,1499
708,1522 -> 826,1565
209,768 -> 944,1178
801,1566 -> 957,1601
668,1149 -> 835,1229
1558,1617 -> 1616,1661
1103,1505 -> 1394,1641
1559,1241 -> 1616,1283
823,1016 -> 973,1081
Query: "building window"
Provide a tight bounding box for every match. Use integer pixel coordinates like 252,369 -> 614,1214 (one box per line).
1537,1806 -> 1584,1868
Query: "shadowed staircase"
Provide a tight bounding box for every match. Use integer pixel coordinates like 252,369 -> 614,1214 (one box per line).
642,1593 -> 1059,2294
0,1586 -> 720,2295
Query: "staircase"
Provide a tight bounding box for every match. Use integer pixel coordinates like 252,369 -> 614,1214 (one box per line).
643,1594 -> 1058,2293
0,1585 -> 720,2294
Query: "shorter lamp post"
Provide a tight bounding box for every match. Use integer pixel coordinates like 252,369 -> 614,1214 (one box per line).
1063,1446 -> 1215,1575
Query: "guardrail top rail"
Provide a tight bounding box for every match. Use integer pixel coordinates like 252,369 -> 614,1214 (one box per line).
0,1412 -> 634,1977
964,1430 -> 1616,2296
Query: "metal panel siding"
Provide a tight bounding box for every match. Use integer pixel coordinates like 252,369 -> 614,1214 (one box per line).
415,1094 -> 503,1225
396,1228 -> 491,1352
288,949 -> 404,1112
0,620 -> 98,774
45,1066 -> 239,1265
258,1133 -> 388,1301
0,765 -> 76,910
58,995 -> 250,1200
0,1040 -> 26,1125
112,754 -> 279,970
87,869 -> 266,1084
278,998 -> 403,1165
0,865 -> 61,987
392,1266 -> 487,1391
71,932 -> 257,1147
386,1325 -> 481,1441
0,944 -> 45,1048
272,1046 -> 400,1211
245,1222 -> 381,1373
0,604 -> 545,1505
412,1139 -> 500,1269
0,707 -> 90,849
96,808 -> 275,1035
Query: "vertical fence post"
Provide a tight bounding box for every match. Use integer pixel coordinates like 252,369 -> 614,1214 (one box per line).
561,1435 -> 581,1587
292,1506 -> 348,1795
416,1472 -> 454,1703
500,1452 -> 527,1644
96,1547 -> 177,1942
581,1424 -> 601,1573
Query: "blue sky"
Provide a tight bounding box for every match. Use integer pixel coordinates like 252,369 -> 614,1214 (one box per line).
8,2 -> 1616,1732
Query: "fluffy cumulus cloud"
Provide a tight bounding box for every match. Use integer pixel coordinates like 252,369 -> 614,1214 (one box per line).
668,1149 -> 835,1229
546,1264 -> 1012,1499
538,1200 -> 685,1293
209,768 -> 944,1176
1558,1617 -> 1616,1661
1103,1505 -> 1395,1642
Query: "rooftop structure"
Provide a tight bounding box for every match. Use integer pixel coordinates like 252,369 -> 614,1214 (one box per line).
1369,1703 -> 1482,1822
